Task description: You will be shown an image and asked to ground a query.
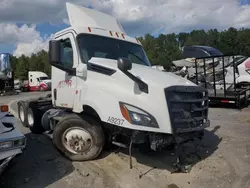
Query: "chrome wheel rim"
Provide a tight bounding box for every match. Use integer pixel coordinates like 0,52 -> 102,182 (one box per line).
19,106 -> 25,122
27,109 -> 34,127
62,127 -> 93,154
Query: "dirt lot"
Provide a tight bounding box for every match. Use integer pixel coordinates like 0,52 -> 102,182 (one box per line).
1,93 -> 250,188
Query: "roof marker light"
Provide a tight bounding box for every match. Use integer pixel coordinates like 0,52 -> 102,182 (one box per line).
116,32 -> 119,38
109,31 -> 113,36
88,27 -> 92,32
121,34 -> 125,39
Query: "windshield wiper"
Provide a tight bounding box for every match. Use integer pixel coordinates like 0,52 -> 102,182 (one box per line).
128,50 -> 148,66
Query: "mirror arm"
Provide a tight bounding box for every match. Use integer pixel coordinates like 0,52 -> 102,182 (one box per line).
51,63 -> 76,76
122,70 -> 148,93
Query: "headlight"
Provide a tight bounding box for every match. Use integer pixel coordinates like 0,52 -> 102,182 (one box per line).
14,138 -> 26,147
119,102 -> 158,128
0,141 -> 13,150
0,138 -> 25,151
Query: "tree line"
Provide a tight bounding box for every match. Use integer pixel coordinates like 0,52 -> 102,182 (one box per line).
10,27 -> 250,80
10,50 -> 50,80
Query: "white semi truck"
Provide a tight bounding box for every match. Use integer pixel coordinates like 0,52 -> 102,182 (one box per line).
27,71 -> 51,92
17,2 -> 210,172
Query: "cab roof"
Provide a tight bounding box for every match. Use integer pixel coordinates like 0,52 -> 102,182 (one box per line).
54,3 -> 141,46
66,2 -> 125,34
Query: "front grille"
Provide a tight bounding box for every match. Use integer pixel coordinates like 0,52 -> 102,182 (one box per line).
164,86 -> 209,133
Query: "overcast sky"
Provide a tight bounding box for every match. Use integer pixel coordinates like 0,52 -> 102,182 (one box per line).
0,0 -> 250,57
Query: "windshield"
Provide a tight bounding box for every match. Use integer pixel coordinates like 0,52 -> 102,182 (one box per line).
77,34 -> 151,66
40,77 -> 48,80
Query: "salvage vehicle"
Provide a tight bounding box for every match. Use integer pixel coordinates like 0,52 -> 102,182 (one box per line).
0,53 -> 26,175
171,45 -> 250,108
0,106 -> 25,176
192,55 -> 250,108
17,2 -> 210,172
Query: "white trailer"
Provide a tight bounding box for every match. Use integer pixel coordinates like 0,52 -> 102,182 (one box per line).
17,2 -> 210,172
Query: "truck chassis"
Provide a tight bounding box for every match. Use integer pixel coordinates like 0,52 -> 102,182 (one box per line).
17,91 -> 209,173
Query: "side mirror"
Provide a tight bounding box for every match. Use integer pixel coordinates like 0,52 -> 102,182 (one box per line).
76,63 -> 87,79
49,40 -> 61,65
117,58 -> 132,72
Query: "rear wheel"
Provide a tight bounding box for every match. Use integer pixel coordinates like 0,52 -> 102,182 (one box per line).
18,101 -> 28,127
39,86 -> 44,92
27,104 -> 45,134
53,114 -> 105,161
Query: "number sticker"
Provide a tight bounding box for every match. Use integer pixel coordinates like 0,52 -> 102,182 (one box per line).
107,116 -> 124,126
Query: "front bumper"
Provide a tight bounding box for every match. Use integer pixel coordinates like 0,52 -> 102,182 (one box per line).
176,120 -> 210,133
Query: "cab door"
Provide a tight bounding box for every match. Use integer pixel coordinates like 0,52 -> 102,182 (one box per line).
52,32 -> 79,108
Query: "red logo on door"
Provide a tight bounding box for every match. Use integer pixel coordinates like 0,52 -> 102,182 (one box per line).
57,80 -> 72,88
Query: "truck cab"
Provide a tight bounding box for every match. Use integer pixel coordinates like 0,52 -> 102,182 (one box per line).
18,2 -> 210,172
28,71 -> 51,91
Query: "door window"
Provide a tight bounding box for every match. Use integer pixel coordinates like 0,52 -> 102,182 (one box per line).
60,38 -> 73,68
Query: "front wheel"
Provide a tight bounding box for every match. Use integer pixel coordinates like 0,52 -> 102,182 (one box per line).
53,114 -> 105,161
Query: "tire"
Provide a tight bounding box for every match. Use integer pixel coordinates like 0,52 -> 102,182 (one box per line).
53,114 -> 105,161
18,101 -> 28,127
40,86 -> 44,92
27,103 -> 45,134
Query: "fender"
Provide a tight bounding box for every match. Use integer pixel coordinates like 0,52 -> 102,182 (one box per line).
72,88 -> 104,120
237,75 -> 250,83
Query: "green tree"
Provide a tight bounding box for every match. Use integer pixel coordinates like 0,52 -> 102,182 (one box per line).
10,27 -> 250,78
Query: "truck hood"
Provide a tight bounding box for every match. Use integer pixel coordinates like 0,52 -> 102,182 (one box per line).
130,64 -> 195,87
89,57 -> 196,88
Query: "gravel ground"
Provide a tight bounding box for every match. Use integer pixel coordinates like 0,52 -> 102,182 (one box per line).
0,92 -> 250,188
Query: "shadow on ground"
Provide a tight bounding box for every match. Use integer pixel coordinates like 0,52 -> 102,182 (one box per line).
104,126 -> 222,175
0,126 -> 222,187
0,132 -> 75,188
